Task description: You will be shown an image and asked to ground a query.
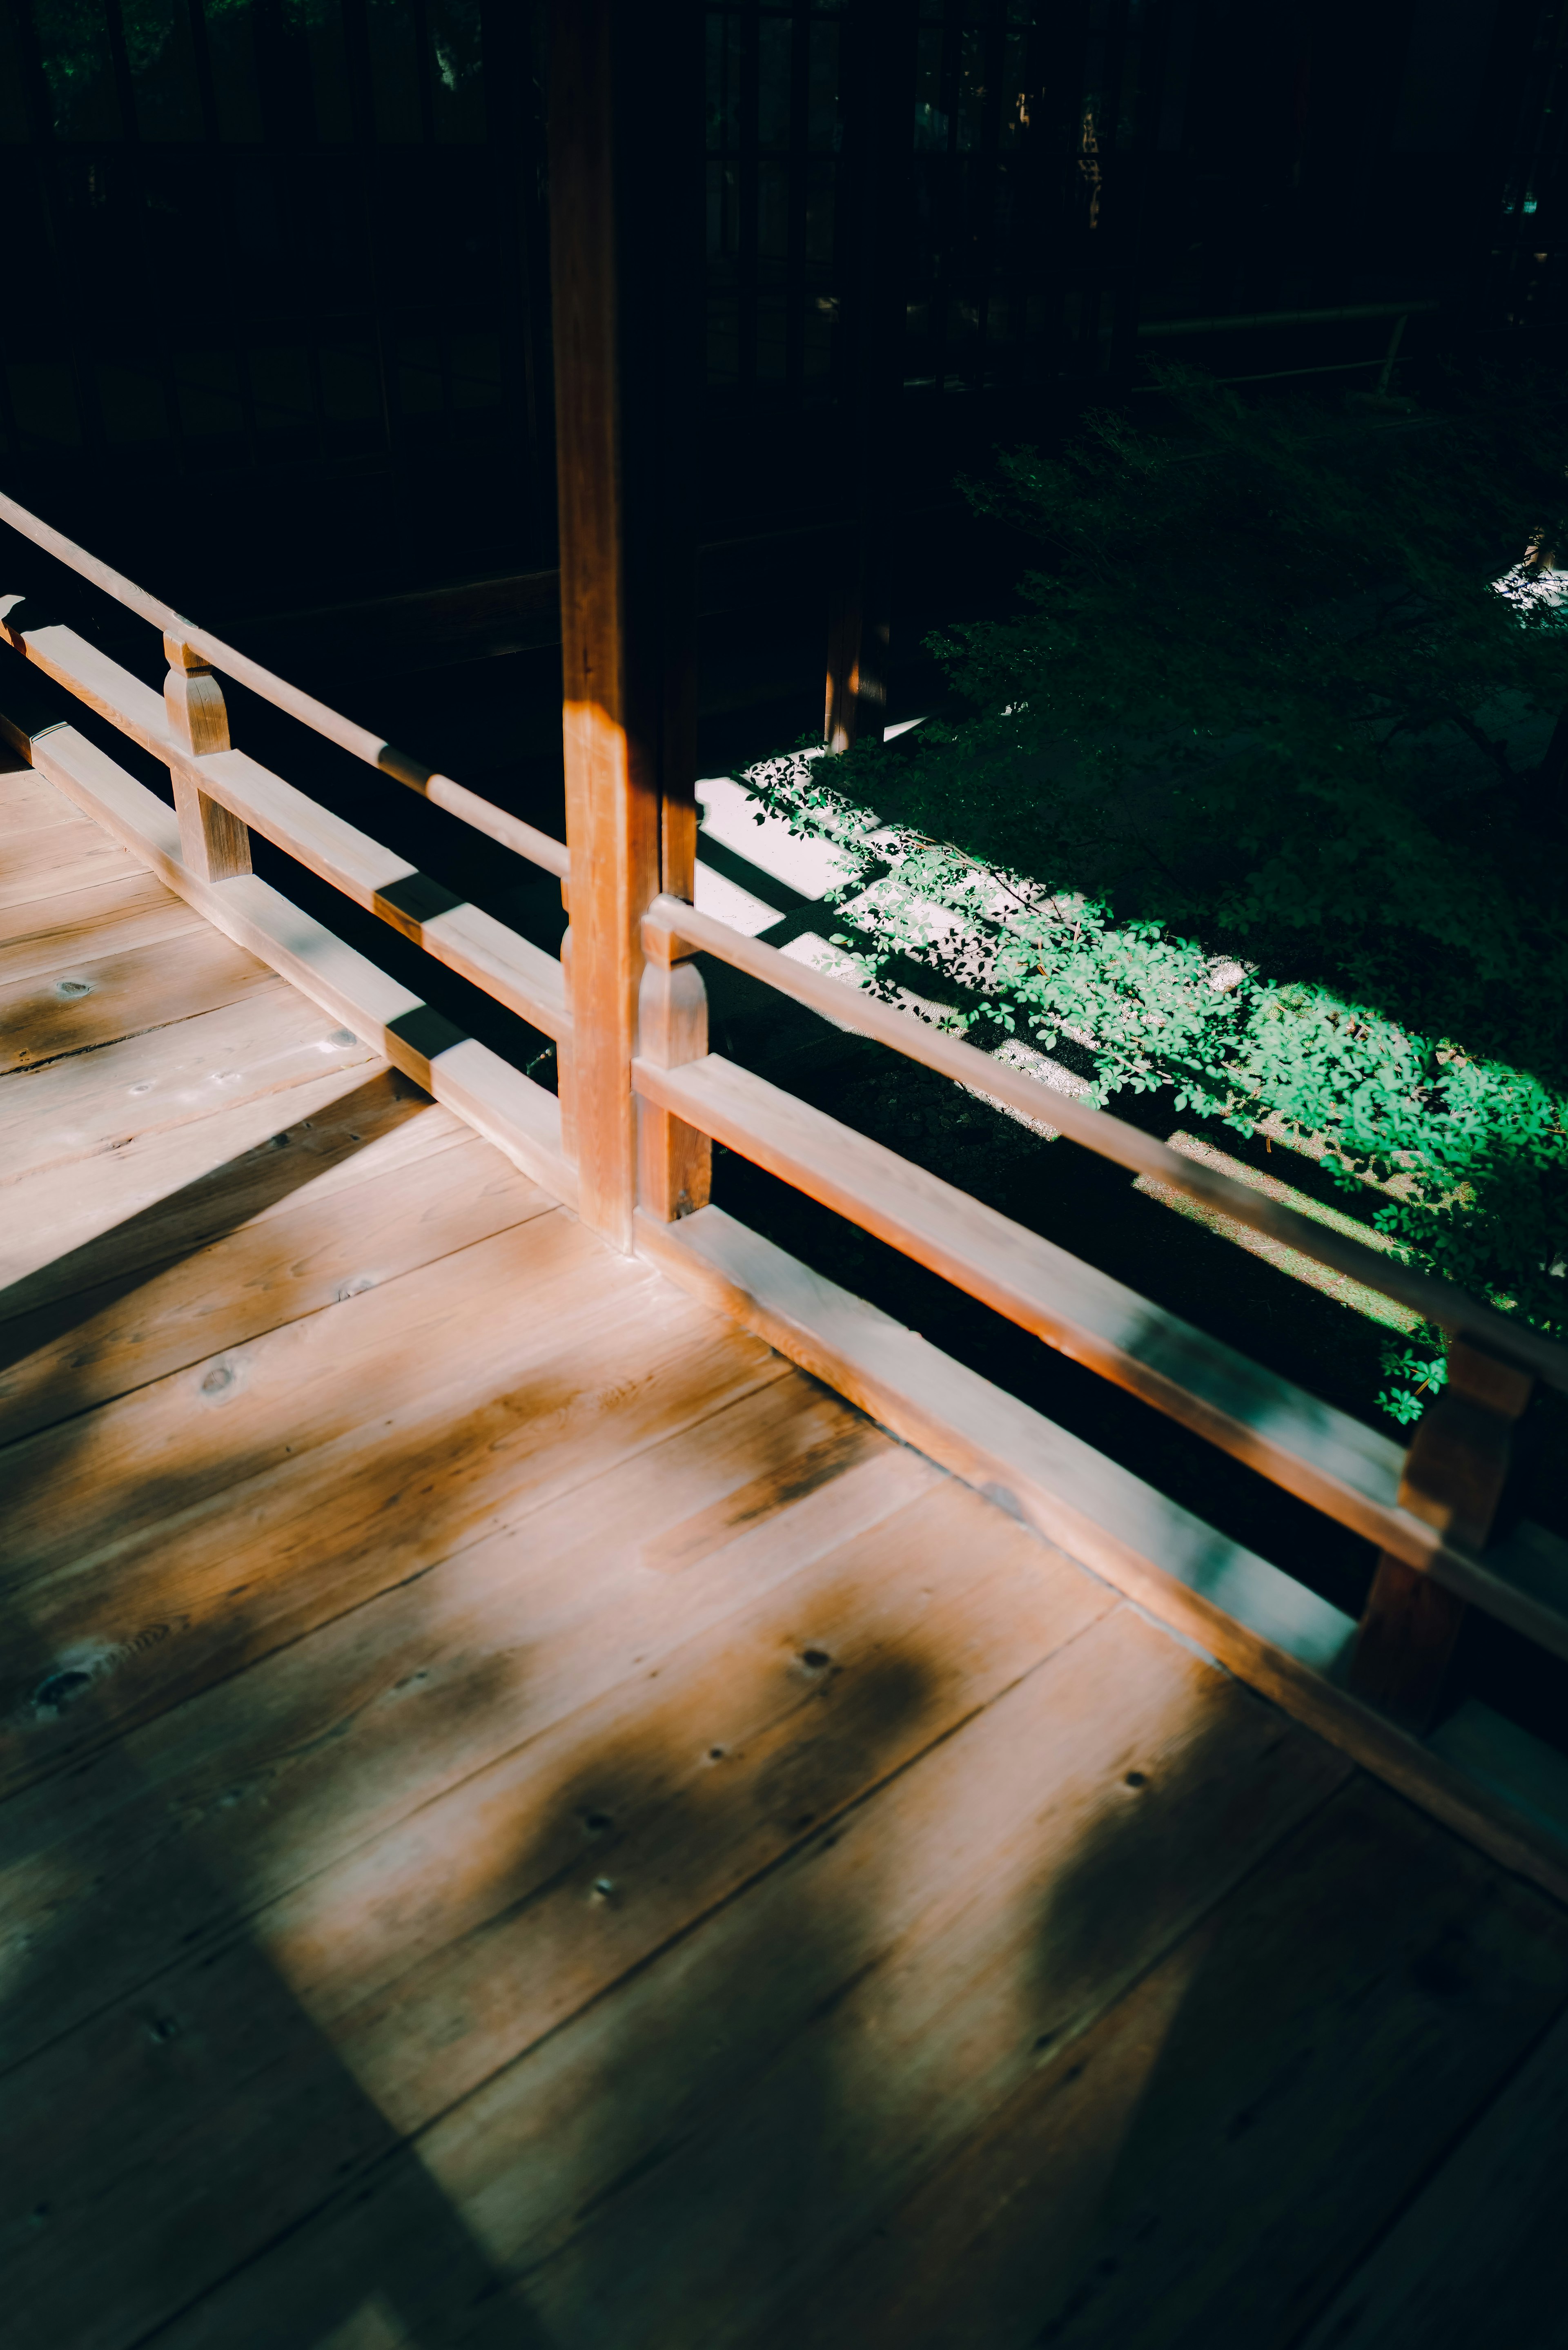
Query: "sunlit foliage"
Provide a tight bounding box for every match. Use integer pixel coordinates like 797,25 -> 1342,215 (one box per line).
744,369 -> 1568,1421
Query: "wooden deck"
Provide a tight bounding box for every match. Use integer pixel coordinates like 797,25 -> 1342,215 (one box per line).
5,754 -> 1568,2350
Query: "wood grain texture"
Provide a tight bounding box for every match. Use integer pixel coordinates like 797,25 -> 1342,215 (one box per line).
11,1476 -> 1085,2281
0,1381 -> 922,2067
4,1500 -> 1101,2350
0,814 -> 135,907
636,952 -> 710,1220
162,636 -> 232,755
0,1063 -> 421,1326
2,1213 -> 636,1593
0,865 -> 190,954
180,737 -> 569,1038
13,1474 -> 1082,2350
0,983 -> 372,1193
0,921 -> 279,1073
8,548 -> 1568,2350
172,770 -> 252,885
1351,1337 -> 1535,1729
13,620 -> 570,1038
0,763 -> 89,833
0,1125 -> 543,1443
1298,2002 -> 1568,2350
550,47 -> 659,1243
764,1778 -> 1568,2350
0,1257 -> 787,1795
0,872 -> 200,987
548,0 -> 698,1245
635,1056 -> 1431,1567
134,1614 -> 1345,2350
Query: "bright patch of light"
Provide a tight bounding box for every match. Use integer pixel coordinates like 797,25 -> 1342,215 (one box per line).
695,775 -> 858,900
692,860 -> 783,936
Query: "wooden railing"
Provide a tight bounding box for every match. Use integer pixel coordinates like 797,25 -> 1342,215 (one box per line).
0,500 -> 577,1210
4,0 -> 1567,1900
5,481 -> 1568,1765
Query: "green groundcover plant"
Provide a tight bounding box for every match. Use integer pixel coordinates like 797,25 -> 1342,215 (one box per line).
742,366 -> 1568,1424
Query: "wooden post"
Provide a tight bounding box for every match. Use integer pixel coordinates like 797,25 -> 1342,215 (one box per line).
824,550 -> 887,755
556,880 -> 577,1166
637,925 -> 710,1223
163,634 -> 251,883
1350,1338 -> 1535,1731
823,0 -> 914,754
548,0 -> 700,1249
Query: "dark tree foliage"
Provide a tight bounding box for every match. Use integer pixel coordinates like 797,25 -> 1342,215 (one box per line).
751,368 -> 1568,1419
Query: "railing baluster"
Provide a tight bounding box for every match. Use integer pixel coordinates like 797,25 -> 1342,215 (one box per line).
163,632 -> 251,883
636,923 -> 710,1222
557,879 -> 577,1164
1350,1338 -> 1535,1729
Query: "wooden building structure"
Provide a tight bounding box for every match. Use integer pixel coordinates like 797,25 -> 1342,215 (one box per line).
3,0 -> 1566,623
6,2 -> 1568,2341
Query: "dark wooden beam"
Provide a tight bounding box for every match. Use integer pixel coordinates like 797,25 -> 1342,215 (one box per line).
1350,1340 -> 1536,1732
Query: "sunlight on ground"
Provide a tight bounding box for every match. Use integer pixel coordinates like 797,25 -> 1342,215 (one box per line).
692,857 -> 780,936
695,774 -> 856,901
696,765 -> 1426,1331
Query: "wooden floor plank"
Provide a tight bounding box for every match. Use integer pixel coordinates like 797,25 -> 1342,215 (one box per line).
1296,2002 -> 1568,2349
2,1211 -> 633,1592
4,1482 -> 1108,2350
122,1612 -> 1345,2350
0,1260 -> 788,1796
0,1379 -> 921,2070
0,1062 -> 431,1327
0,969 -> 369,1186
0,1124 -> 548,1443
0,865 -> 186,957
0,819 -> 137,908
0,921 -> 287,1074
766,1776 -> 1568,2350
0,765 -> 93,834
0,1039 -> 384,1318
0,881 -> 200,992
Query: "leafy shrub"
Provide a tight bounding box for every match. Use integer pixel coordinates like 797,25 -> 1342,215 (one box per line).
742,368 -> 1568,1420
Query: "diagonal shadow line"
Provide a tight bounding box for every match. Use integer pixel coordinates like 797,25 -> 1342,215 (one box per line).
0,1068 -> 432,1377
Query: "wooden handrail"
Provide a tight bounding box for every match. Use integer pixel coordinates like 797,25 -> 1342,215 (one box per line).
7,699 -> 575,1204
0,490 -> 570,880
629,1070 -> 1568,1660
0,615 -> 570,1043
642,892 -> 1568,1395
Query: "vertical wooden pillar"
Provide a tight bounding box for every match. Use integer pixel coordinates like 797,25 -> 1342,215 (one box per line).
548,0 -> 700,1248
1350,1338 -> 1535,1731
823,0 -> 915,754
